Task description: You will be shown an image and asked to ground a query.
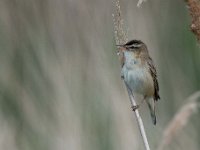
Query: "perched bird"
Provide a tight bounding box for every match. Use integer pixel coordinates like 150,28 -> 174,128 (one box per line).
117,40 -> 160,125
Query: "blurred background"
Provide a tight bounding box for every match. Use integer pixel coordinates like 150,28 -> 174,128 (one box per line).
0,0 -> 200,150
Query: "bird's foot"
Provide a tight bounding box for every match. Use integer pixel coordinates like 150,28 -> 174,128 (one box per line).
131,105 -> 139,111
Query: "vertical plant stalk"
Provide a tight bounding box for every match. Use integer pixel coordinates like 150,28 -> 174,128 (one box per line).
125,83 -> 151,150
112,1 -> 150,150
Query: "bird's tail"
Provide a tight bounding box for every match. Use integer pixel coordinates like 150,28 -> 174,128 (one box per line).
147,100 -> 156,125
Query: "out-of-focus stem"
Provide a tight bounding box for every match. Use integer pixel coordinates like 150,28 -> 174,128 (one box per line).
157,91 -> 200,150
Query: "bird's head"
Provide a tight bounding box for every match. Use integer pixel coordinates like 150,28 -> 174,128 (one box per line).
117,40 -> 148,55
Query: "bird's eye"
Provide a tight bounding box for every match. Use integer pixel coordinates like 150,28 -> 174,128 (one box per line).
129,44 -> 142,49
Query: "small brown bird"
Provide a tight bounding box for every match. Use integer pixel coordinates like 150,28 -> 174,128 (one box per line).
118,40 -> 160,125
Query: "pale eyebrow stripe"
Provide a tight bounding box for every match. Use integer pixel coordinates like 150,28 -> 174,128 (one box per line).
127,44 -> 142,48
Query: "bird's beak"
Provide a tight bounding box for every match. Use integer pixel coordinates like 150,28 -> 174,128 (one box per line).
116,44 -> 124,47
116,44 -> 126,51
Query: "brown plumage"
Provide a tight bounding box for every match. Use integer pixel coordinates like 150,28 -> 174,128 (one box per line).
121,40 -> 160,101
118,39 -> 160,125
147,57 -> 160,101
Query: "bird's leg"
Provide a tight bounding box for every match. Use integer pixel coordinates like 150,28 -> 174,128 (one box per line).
124,81 -> 140,111
131,97 -> 146,111
131,105 -> 139,111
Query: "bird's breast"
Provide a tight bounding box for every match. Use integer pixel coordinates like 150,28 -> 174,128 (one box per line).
122,60 -> 154,97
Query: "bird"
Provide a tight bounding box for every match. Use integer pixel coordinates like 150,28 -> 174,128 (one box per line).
117,40 -> 160,125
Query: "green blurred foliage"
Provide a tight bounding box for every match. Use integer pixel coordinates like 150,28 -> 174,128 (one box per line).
0,0 -> 199,150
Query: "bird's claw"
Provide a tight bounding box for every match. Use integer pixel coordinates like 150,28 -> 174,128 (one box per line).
131,105 -> 139,111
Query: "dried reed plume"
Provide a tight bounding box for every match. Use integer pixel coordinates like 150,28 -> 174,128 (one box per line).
185,0 -> 200,42
158,91 -> 200,150
137,0 -> 147,7
112,1 -> 151,150
112,0 -> 128,45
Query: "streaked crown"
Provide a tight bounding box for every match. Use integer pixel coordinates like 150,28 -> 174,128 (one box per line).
124,40 -> 144,50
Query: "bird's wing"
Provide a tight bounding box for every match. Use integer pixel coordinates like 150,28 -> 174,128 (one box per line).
147,57 -> 160,101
